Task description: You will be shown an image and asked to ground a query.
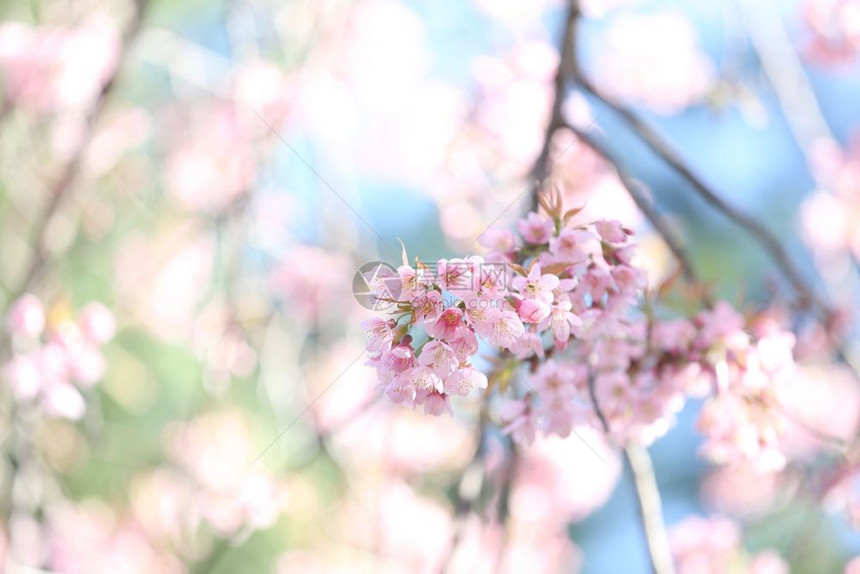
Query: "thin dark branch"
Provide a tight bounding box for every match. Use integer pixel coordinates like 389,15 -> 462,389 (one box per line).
528,0 -> 581,210
565,123 -> 699,284
574,75 -> 827,318
563,2 -> 826,317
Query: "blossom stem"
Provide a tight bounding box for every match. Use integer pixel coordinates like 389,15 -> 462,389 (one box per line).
528,0 -> 581,211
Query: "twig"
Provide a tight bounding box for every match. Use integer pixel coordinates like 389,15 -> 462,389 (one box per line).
587,372 -> 676,574
564,123 -> 700,285
623,443 -> 676,574
572,73 -> 829,318
528,0 -> 581,210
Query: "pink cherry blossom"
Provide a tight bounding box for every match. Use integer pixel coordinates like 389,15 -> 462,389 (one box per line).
512,264 -> 560,304
418,340 -> 459,378
479,308 -> 526,349
436,258 -> 475,292
594,219 -> 628,243
444,367 -> 488,397
500,398 -> 539,444
517,212 -> 554,244
402,365 -> 444,394
510,331 -> 546,359
516,297 -> 551,323
423,390 -> 453,416
548,228 -> 597,265
414,290 -> 444,322
539,301 -> 582,350
360,317 -> 395,353
426,307 -> 467,342
383,341 -> 417,373
478,227 -> 516,254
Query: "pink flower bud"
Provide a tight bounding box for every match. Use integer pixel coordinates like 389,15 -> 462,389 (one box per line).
5,294 -> 45,339
594,219 -> 627,243
517,298 -> 551,323
77,302 -> 116,344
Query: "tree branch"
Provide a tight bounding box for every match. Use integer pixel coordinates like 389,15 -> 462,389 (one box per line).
528,0 -> 581,210
587,372 -> 676,574
623,443 -> 676,574
564,122 -> 700,285
572,70 -> 829,319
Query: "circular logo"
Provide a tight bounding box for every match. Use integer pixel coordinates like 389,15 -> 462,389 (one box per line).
352,261 -> 401,311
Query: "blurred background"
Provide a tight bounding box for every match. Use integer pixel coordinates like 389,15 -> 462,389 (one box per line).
2,0 -> 860,572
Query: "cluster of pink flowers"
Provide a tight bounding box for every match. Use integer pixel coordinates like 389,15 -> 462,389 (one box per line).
694,305 -> 796,471
361,193 -> 798,471
2,294 -> 115,420
361,190 -> 644,418
500,299 -> 795,460
669,515 -> 788,574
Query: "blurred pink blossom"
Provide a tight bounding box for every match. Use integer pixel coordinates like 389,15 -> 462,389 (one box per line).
701,464 -> 780,518
163,410 -> 287,536
163,103 -> 256,213
47,501 -> 182,574
0,17 -> 119,113
513,432 -> 621,527
1,296 -> 114,420
670,515 -> 788,574
802,0 -> 860,63
592,12 -> 715,113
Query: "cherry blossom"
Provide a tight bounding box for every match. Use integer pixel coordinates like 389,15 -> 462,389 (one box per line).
2,295 -> 115,421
